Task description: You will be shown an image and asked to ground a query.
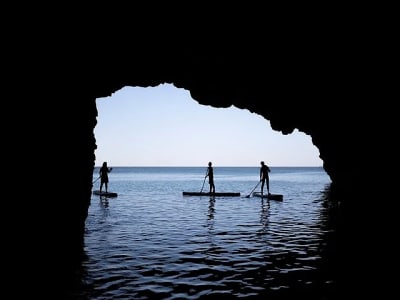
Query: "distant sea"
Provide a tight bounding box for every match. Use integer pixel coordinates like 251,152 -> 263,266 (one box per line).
71,167 -> 338,299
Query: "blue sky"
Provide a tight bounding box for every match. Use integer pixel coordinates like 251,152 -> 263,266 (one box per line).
94,84 -> 322,167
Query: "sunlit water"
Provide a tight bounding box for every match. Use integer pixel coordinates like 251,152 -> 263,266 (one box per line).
73,167 -> 338,299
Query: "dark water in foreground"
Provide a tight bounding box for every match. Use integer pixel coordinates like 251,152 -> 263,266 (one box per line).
72,167 -> 338,299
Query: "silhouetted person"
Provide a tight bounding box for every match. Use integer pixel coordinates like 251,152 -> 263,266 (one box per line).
205,161 -> 215,194
260,161 -> 271,195
99,161 -> 112,193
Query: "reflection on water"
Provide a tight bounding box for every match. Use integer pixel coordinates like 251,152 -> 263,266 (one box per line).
259,199 -> 270,231
69,188 -> 338,299
207,196 -> 215,226
70,191 -> 336,299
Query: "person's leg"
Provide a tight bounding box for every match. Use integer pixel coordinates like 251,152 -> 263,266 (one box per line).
261,180 -> 265,194
209,178 -> 214,193
105,182 -> 108,193
267,177 -> 270,194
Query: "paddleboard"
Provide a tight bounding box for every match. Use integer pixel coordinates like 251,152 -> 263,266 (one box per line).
93,190 -> 118,197
183,191 -> 240,197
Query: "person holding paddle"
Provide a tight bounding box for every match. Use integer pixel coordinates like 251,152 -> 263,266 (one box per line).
205,162 -> 215,194
260,161 -> 271,195
99,161 -> 113,193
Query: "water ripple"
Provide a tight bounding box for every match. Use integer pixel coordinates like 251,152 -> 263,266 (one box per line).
73,168 -> 337,299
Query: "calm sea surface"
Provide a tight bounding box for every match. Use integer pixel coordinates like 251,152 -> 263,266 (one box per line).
72,167 -> 338,299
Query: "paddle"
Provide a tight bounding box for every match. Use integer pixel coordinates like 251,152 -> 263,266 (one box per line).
244,181 -> 260,198
92,176 -> 101,184
200,175 -> 207,193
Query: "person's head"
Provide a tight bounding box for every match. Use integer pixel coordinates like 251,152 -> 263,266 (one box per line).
260,161 -> 264,166
208,162 -> 212,166
103,162 -> 107,167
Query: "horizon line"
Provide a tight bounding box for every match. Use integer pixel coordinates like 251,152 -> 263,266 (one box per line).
93,165 -> 324,168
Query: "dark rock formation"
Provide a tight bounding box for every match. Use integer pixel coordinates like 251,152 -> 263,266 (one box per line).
5,21 -> 391,298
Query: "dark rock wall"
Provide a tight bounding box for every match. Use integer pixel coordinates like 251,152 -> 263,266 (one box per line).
6,30 -> 390,297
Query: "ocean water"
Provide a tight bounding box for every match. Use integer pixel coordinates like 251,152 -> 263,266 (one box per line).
73,167 -> 337,299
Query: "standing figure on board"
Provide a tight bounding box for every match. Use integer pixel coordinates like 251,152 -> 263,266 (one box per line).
205,161 -> 215,194
99,161 -> 113,193
260,161 -> 271,195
